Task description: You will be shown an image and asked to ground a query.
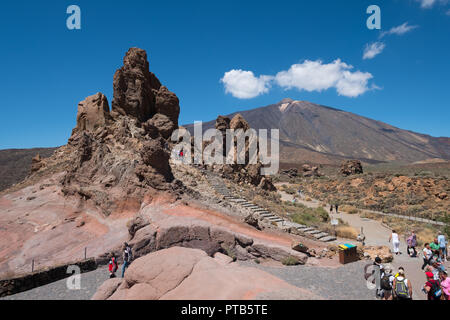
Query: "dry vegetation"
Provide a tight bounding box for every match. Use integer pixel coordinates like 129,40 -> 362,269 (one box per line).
276,162 -> 450,224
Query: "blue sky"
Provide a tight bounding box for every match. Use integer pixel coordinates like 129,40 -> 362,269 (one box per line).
0,0 -> 449,149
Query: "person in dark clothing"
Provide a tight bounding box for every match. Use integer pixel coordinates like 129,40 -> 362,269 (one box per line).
121,242 -> 133,278
335,204 -> 339,213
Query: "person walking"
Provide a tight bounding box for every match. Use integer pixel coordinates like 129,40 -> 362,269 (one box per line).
335,204 -> 339,214
423,271 -> 443,300
329,205 -> 333,215
407,231 -> 417,257
121,242 -> 133,278
437,231 -> 447,261
430,238 -> 440,256
392,268 -> 412,300
108,253 -> 118,278
389,230 -> 401,255
381,266 -> 395,300
372,256 -> 384,299
422,243 -> 433,270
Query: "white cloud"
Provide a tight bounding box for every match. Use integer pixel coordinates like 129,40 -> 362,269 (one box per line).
419,0 -> 436,8
415,0 -> 449,8
380,22 -> 418,38
220,70 -> 273,99
274,59 -> 373,98
363,42 -> 386,60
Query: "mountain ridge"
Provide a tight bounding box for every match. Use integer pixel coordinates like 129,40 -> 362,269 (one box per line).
183,99 -> 450,164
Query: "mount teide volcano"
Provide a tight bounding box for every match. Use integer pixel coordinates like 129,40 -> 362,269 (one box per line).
185,98 -> 450,165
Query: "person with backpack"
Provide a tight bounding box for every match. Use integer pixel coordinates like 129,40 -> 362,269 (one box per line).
392,268 -> 412,300
381,266 -> 395,300
423,271 -> 443,300
108,253 -> 118,278
389,230 -> 401,255
121,242 -> 133,278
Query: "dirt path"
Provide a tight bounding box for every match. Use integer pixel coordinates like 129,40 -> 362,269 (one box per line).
275,182 -> 449,300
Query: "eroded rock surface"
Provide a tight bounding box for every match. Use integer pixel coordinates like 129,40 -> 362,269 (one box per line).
93,247 -> 319,300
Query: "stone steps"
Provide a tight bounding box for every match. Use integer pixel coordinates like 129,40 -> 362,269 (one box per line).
313,232 -> 330,239
319,236 -> 336,242
201,168 -> 337,244
297,227 -> 315,232
304,230 -> 321,235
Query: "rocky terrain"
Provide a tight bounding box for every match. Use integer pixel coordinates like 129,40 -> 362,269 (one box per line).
197,113 -> 276,191
92,247 -> 319,300
0,48 -> 342,300
278,161 -> 450,223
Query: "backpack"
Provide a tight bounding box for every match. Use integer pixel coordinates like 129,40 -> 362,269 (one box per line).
394,278 -> 409,299
125,247 -> 133,263
430,280 -> 442,299
381,275 -> 392,290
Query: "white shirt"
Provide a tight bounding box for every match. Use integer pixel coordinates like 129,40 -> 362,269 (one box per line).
391,233 -> 399,243
423,248 -> 432,259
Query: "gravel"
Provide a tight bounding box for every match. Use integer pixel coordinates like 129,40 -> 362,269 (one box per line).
1,266 -> 110,300
239,260 -> 378,300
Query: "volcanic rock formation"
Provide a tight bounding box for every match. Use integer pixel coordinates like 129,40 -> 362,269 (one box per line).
30,48 -> 182,216
208,114 -> 276,191
340,160 -> 363,176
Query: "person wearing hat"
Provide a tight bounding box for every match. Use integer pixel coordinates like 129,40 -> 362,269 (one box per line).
423,271 -> 442,300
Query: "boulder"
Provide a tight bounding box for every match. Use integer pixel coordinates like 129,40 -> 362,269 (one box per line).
74,93 -> 111,133
146,113 -> 176,139
340,160 -> 363,176
30,154 -> 43,173
362,245 -> 393,263
244,214 -> 261,230
96,247 -> 319,300
91,278 -> 123,300
251,241 -> 308,264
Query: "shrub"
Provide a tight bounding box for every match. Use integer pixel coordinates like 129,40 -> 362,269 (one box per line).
281,256 -> 299,266
315,207 -> 330,222
341,205 -> 359,214
335,226 -> 358,239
